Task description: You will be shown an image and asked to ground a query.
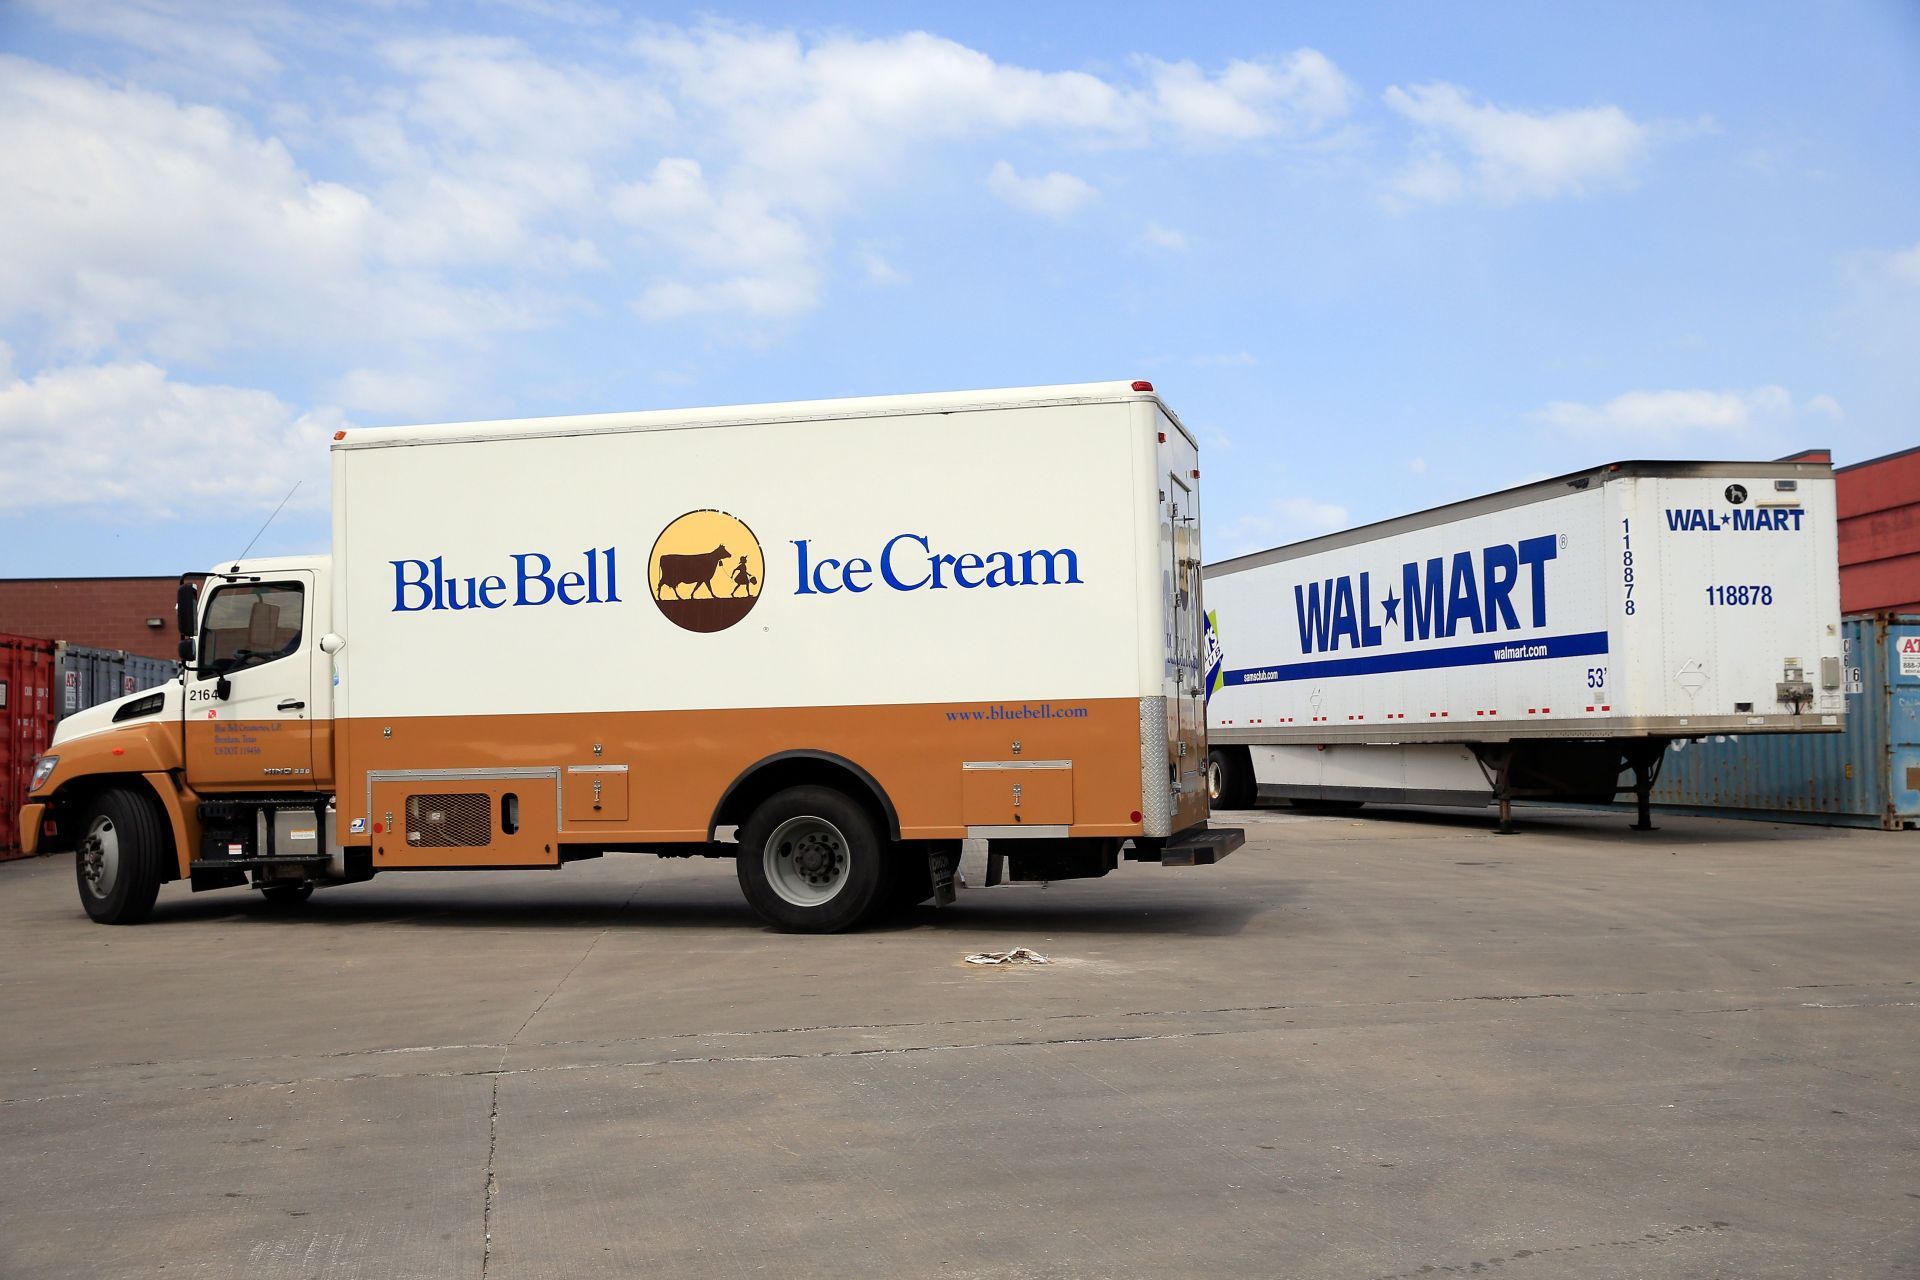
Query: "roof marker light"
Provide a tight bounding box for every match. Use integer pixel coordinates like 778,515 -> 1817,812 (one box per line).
333,430 -> 347,441
1130,380 -> 1153,392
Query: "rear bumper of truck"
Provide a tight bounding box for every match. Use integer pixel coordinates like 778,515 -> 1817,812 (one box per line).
1127,821 -> 1244,866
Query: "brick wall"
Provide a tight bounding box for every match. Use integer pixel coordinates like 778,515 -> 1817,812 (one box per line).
0,578 -> 198,660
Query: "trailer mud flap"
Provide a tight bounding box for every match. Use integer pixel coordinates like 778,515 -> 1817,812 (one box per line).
1129,823 -> 1244,866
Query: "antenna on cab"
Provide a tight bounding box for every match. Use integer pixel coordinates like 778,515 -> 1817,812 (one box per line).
229,481 -> 302,572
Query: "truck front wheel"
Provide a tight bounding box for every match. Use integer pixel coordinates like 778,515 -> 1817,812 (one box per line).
736,786 -> 887,933
74,788 -> 169,925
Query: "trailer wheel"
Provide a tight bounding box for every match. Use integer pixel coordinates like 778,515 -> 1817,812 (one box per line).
74,788 -> 168,925
1207,748 -> 1255,809
736,786 -> 887,932
259,884 -> 315,908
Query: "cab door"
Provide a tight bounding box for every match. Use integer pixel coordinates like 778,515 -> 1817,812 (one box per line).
183,575 -> 316,790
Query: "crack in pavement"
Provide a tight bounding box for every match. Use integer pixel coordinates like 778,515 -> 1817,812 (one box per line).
480,881 -> 639,1278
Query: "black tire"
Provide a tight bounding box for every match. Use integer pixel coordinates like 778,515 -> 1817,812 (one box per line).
736,785 -> 888,932
259,884 -> 315,908
1207,747 -> 1256,809
74,787 -> 169,925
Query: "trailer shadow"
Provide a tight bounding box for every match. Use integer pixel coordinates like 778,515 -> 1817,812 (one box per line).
1236,802 -> 1851,847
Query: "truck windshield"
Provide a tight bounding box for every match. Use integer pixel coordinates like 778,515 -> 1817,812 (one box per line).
198,582 -> 304,677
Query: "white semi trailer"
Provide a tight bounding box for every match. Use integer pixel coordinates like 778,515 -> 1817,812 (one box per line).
1203,459 -> 1845,830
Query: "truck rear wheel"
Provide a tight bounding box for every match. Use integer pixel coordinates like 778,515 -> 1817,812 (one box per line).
74,788 -> 169,925
736,786 -> 887,933
1207,748 -> 1255,809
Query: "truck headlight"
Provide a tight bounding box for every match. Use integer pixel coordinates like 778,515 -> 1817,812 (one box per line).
29,755 -> 57,793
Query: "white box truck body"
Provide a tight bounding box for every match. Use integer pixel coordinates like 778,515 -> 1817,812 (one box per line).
1202,459 -> 1844,827
26,382 -> 1240,929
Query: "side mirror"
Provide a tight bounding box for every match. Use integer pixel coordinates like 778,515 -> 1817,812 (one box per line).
177,636 -> 196,664
214,675 -> 231,701
175,579 -> 199,636
318,633 -> 346,655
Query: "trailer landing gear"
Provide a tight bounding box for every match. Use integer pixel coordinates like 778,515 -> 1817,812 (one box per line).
1623,742 -> 1666,832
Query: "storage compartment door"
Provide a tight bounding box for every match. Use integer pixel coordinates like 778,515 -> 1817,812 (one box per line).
369,774 -> 559,868
962,762 -> 1073,835
564,765 -> 630,825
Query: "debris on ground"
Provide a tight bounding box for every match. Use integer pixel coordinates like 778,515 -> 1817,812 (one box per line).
965,947 -> 1050,965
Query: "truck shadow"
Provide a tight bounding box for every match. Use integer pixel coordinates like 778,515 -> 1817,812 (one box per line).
143,883 -> 1276,937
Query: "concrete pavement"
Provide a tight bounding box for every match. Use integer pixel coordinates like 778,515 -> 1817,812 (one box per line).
1,807 -> 1915,1278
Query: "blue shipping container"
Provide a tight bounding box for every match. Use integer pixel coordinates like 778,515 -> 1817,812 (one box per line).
55,643 -> 176,721
1653,614 -> 1920,829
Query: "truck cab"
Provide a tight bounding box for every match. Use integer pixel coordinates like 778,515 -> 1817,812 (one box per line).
22,556 -> 345,922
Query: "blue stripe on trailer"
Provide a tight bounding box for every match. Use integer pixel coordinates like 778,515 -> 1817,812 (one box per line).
1223,630 -> 1610,686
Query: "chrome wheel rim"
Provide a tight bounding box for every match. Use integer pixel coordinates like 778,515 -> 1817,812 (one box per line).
763,815 -> 850,907
1206,757 -> 1224,803
79,815 -> 120,899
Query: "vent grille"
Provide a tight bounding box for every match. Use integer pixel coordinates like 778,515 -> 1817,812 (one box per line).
405,793 -> 491,848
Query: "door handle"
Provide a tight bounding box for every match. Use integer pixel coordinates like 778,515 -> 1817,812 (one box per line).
277,699 -> 306,711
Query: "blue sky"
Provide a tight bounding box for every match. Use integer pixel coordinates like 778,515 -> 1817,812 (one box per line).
1,1 -> 1915,575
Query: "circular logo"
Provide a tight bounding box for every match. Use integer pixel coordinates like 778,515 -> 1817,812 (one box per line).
1725,484 -> 1748,505
648,509 -> 764,633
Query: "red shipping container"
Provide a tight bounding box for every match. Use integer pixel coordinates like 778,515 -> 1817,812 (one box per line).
1836,446 -> 1920,616
1,632 -> 57,860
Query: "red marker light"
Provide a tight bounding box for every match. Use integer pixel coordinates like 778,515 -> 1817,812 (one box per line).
333,430 -> 347,441
372,822 -> 384,834
1129,810 -> 1143,823
1157,432 -> 1166,443
111,747 -> 124,756
1130,380 -> 1153,392
1191,469 -> 1200,479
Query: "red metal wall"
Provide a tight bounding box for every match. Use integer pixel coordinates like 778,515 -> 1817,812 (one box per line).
0,577 -> 197,661
1,633 -> 56,860
1837,447 -> 1920,616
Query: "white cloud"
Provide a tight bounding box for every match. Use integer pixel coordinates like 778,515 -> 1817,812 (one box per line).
1139,50 -> 1354,140
1137,222 -> 1190,252
1889,242 -> 1920,286
616,27 -> 1351,312
1408,457 -> 1427,474
0,27 -> 1359,345
1217,495 -> 1351,557
854,246 -> 908,287
331,368 -> 460,421
1534,386 -> 1797,437
0,56 -> 560,360
1383,82 -> 1673,203
19,0 -> 282,82
611,157 -> 820,317
0,360 -> 341,515
987,161 -> 1097,220
1806,394 -> 1844,421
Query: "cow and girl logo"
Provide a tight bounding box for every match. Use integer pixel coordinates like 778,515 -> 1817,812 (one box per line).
649,509 -> 764,633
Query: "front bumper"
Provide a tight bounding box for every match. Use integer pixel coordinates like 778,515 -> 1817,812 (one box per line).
18,803 -> 47,855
